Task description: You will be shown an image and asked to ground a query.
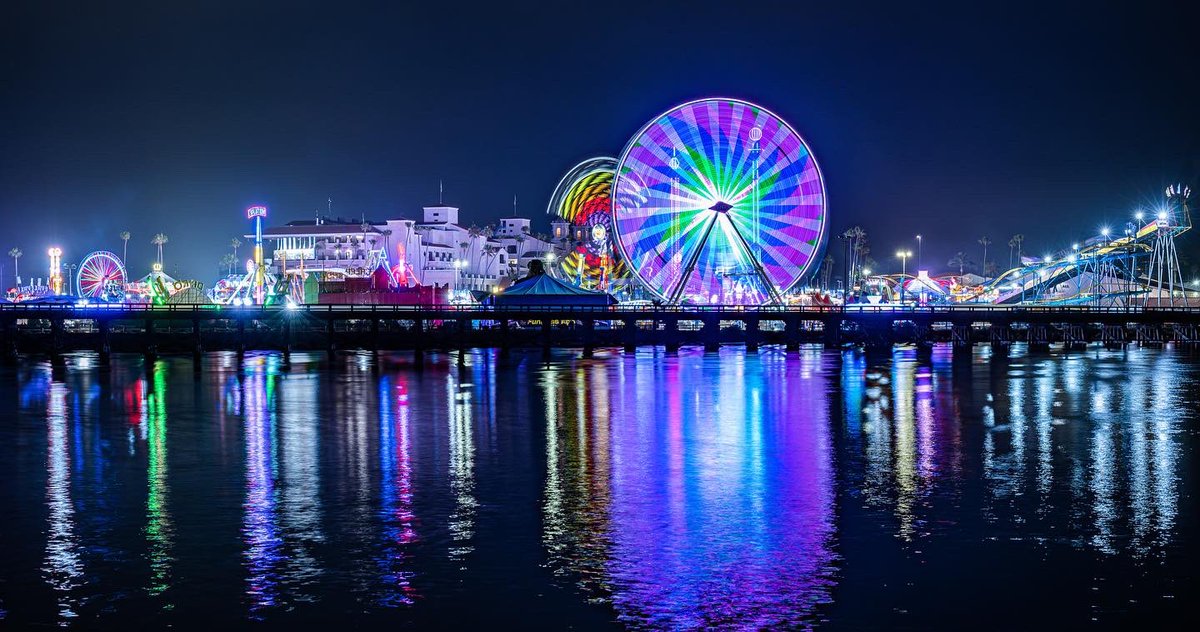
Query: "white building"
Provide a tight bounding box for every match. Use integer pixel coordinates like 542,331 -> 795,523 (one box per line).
257,204 -> 553,295
494,217 -> 555,277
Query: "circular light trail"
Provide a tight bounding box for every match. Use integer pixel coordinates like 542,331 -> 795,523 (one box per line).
612,98 -> 827,304
76,251 -> 127,300
545,157 -> 629,291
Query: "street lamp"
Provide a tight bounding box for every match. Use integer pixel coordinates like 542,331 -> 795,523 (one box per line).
453,259 -> 465,292
896,250 -> 912,304
915,235 -> 922,271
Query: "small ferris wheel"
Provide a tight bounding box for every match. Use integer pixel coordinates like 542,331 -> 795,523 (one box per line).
76,251 -> 127,300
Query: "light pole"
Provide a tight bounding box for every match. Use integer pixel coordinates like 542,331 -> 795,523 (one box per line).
453,259 -> 465,294
915,235 -> 922,272
896,250 -> 912,304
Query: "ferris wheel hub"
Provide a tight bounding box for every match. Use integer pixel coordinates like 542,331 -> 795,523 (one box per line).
708,201 -> 733,213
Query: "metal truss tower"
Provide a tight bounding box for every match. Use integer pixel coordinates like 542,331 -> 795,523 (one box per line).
1146,184 -> 1190,306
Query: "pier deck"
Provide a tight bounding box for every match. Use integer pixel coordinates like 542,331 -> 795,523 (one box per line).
4,303 -> 1200,356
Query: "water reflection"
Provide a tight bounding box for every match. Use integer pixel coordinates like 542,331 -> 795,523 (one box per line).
144,363 -> 174,601
542,350 -> 838,628
375,374 -> 417,606
1,346 -> 1192,628
973,349 -> 1182,556
43,379 -> 82,625
447,370 -> 477,565
542,363 -> 614,598
278,368 -> 324,599
242,360 -> 283,616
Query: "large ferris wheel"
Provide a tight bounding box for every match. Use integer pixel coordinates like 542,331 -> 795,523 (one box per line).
612,98 -> 827,305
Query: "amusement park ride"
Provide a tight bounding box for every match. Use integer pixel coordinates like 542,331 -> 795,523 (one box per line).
2,98 -> 1193,309
208,205 -> 424,306
858,184 -> 1193,307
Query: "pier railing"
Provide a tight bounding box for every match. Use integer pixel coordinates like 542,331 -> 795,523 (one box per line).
3,302 -> 1199,317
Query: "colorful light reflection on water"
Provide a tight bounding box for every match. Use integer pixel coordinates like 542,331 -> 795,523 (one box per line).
0,346 -> 1195,628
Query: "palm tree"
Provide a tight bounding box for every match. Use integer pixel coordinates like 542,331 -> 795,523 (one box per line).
1008,234 -> 1024,268
978,236 -> 991,276
949,252 -> 967,276
152,233 -> 168,265
7,248 -> 21,286
120,231 -> 131,264
230,237 -> 242,261
360,221 -> 371,253
220,253 -> 237,275
842,226 -> 869,282
820,253 -> 835,290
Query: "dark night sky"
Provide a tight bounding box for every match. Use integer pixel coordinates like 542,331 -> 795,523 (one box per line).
2,0 -> 1198,282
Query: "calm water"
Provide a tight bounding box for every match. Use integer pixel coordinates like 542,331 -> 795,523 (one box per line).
0,346 -> 1195,629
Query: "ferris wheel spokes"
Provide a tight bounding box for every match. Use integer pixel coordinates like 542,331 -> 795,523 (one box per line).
666,211 -> 720,304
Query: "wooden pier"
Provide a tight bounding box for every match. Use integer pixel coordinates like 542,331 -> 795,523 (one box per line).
4,303 -> 1200,359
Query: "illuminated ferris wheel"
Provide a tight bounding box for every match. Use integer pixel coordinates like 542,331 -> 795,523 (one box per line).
76,250 -> 127,300
545,157 -> 629,290
612,98 -> 827,305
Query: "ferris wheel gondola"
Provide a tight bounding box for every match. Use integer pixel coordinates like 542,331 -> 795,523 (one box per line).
612,98 -> 827,305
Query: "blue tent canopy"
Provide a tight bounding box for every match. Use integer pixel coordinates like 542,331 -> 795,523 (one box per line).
483,273 -> 616,307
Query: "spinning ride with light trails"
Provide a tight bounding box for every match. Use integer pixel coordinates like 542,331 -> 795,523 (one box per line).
546,157 -> 629,291
76,251 -> 127,301
612,98 -> 827,305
